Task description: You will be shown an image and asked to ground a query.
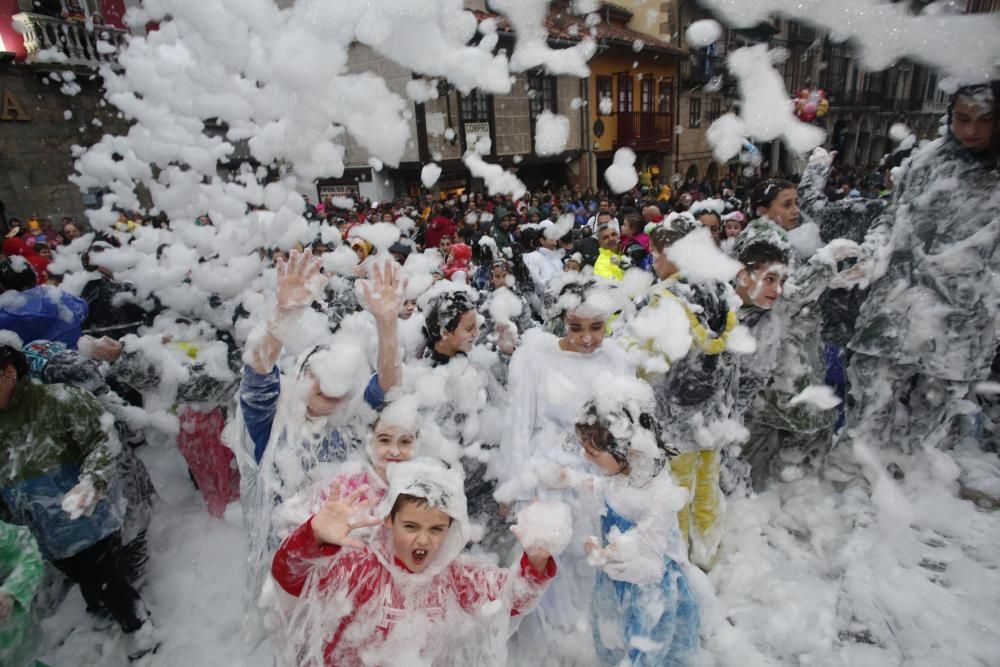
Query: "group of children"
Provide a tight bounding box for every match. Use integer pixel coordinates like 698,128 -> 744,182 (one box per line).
2,82 -> 993,667
237,163 -> 845,666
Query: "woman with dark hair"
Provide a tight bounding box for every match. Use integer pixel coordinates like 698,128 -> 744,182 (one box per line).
750,178 -> 799,231
833,81 -> 1000,469
476,260 -> 537,348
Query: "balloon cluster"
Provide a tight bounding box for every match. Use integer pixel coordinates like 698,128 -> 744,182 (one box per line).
794,88 -> 829,122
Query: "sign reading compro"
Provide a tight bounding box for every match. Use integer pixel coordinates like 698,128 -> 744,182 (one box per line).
464,122 -> 490,150
1,90 -> 30,122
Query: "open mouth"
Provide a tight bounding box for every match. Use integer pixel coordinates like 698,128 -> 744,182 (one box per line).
412,549 -> 429,565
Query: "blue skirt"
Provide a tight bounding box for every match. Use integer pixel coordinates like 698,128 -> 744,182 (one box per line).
591,505 -> 699,666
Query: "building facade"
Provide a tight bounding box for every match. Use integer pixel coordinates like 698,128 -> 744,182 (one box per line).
581,3 -> 685,190
0,0 -> 133,227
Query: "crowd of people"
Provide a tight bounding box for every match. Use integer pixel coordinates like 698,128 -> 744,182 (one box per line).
0,81 -> 997,666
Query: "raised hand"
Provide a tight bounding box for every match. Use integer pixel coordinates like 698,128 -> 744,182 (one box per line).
359,259 -> 407,323
830,257 -> 874,290
311,481 -> 382,549
276,248 -> 323,311
808,146 -> 836,168
510,525 -> 553,573
823,238 -> 861,263
583,535 -> 607,566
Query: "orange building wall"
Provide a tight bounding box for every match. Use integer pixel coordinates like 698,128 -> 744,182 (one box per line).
587,51 -> 680,155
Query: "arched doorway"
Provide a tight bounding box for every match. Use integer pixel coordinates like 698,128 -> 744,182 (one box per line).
832,119 -> 850,163
706,162 -> 719,184
855,116 -> 872,167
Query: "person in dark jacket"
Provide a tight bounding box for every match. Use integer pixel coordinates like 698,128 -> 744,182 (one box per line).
79,242 -> 159,340
623,217 -> 740,569
0,341 -> 157,659
832,82 -> 1000,468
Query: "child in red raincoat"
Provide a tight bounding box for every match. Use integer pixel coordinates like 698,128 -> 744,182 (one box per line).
271,458 -> 556,666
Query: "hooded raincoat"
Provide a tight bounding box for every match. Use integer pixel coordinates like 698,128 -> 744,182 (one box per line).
271,458 -> 555,666
846,133 -> 1000,453
0,378 -> 121,561
0,521 -> 43,667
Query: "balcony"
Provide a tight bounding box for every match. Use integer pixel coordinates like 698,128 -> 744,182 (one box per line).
681,53 -> 725,87
12,12 -> 126,68
617,112 -> 673,152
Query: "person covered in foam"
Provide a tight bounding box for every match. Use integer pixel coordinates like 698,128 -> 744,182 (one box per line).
274,394 -> 424,539
573,373 -> 700,666
271,458 -> 556,666
235,250 -> 404,645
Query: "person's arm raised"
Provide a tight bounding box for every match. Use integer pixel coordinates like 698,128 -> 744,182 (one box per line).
359,259 -> 406,395
247,249 -> 324,375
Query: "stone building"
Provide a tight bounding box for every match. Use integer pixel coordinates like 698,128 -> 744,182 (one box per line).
0,0 -> 131,230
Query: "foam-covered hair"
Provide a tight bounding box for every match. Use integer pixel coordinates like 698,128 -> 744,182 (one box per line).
575,372 -> 676,487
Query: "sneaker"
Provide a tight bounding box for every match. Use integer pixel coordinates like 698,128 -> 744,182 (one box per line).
126,621 -> 161,662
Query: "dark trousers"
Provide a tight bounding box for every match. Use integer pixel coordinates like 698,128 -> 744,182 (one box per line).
53,531 -> 147,633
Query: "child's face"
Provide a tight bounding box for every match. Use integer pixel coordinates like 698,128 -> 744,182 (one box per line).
371,423 -> 416,474
562,312 -> 607,355
303,370 -> 346,418
759,188 -> 799,231
651,247 -> 679,281
491,266 -> 508,290
399,299 -> 418,320
698,214 -> 721,242
738,262 -> 788,309
724,220 -> 743,238
578,435 -> 624,476
951,98 -> 994,152
388,503 -> 452,573
440,309 -> 479,354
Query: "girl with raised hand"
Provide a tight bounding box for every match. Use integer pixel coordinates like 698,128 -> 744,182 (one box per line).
236,248 -> 404,645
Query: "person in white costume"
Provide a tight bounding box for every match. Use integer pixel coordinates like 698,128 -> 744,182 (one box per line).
497,275 -> 635,665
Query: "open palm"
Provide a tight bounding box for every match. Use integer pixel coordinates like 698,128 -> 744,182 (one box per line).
277,249 -> 323,310
360,259 -> 407,322
311,481 -> 382,549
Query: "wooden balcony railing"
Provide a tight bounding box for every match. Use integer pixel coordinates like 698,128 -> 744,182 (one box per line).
12,12 -> 126,68
617,112 -> 673,151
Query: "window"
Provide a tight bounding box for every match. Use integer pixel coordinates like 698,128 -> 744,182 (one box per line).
688,97 -> 702,128
616,73 -> 633,113
460,89 -> 491,123
658,79 -> 673,113
708,98 -> 721,122
596,76 -> 613,116
639,76 -> 654,112
527,73 -> 557,120
782,53 -> 798,95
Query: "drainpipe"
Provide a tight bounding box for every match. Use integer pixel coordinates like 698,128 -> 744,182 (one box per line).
580,76 -> 594,189
674,0 -> 682,181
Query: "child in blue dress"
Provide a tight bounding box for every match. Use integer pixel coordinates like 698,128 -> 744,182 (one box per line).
574,373 -> 700,666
